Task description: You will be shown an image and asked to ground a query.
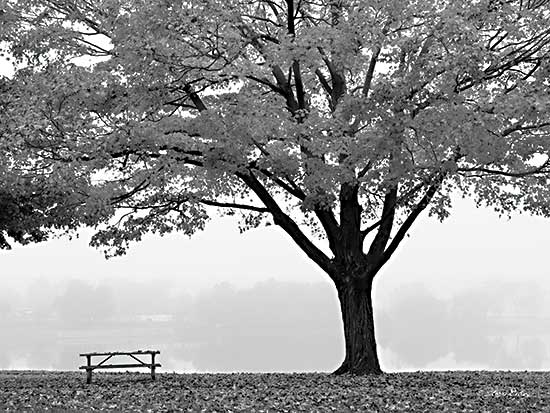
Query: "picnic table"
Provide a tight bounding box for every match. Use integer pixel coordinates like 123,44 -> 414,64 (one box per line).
79,350 -> 160,384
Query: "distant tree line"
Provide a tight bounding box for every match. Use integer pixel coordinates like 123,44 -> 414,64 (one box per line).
0,278 -> 548,371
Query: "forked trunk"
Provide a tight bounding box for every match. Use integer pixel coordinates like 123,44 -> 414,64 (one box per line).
333,278 -> 382,375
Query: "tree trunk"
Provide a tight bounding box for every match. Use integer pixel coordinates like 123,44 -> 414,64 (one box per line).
333,278 -> 383,375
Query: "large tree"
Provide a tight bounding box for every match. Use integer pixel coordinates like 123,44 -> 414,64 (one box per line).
2,0 -> 550,374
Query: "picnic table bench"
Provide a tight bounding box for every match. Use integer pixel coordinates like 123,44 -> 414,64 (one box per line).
79,350 -> 160,384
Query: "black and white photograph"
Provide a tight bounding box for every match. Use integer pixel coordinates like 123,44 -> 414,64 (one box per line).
1,0 -> 550,411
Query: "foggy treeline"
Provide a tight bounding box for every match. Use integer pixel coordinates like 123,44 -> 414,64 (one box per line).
1,277 -> 549,372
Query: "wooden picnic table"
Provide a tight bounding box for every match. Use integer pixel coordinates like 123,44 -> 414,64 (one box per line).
79,350 -> 160,384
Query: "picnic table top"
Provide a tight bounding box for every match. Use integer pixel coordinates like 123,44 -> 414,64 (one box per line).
79,350 -> 160,357
79,363 -> 162,369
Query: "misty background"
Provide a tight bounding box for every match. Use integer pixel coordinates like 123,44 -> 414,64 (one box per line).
1,274 -> 549,373
2,196 -> 550,373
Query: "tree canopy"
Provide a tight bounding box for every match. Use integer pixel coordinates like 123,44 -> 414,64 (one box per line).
0,76 -> 83,248
2,0 -> 550,261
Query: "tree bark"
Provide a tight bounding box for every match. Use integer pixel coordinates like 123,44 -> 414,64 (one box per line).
333,277 -> 383,375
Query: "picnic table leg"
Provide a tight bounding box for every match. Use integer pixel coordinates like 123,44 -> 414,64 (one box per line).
86,355 -> 92,384
151,353 -> 156,381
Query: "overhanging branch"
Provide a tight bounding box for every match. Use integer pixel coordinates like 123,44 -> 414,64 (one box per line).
373,175 -> 444,273
198,199 -> 269,213
360,180 -> 426,239
365,184 -> 397,260
458,156 -> 550,178
237,169 -> 334,274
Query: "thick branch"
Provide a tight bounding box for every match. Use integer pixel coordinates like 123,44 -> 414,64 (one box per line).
237,170 -> 334,274
253,167 -> 306,200
365,185 -> 397,261
183,84 -> 207,112
361,179 -> 427,238
458,156 -> 550,177
315,68 -> 333,98
373,177 -> 443,274
272,65 -> 299,111
110,179 -> 150,205
251,165 -> 340,252
293,60 -> 306,109
198,199 -> 269,213
287,0 -> 295,35
501,121 -> 550,137
361,46 -> 380,97
337,183 -> 362,261
246,75 -> 287,95
318,47 -> 346,109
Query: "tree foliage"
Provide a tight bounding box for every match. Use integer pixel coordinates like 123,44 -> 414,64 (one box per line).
0,77 -> 83,248
1,0 -> 550,270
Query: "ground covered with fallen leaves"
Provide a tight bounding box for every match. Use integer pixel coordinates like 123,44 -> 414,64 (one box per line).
0,370 -> 549,412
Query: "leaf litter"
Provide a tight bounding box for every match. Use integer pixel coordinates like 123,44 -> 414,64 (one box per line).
0,370 -> 549,412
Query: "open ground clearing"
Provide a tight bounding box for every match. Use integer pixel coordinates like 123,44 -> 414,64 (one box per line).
0,370 -> 549,412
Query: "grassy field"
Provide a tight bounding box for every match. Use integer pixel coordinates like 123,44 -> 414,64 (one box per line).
0,370 -> 549,412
